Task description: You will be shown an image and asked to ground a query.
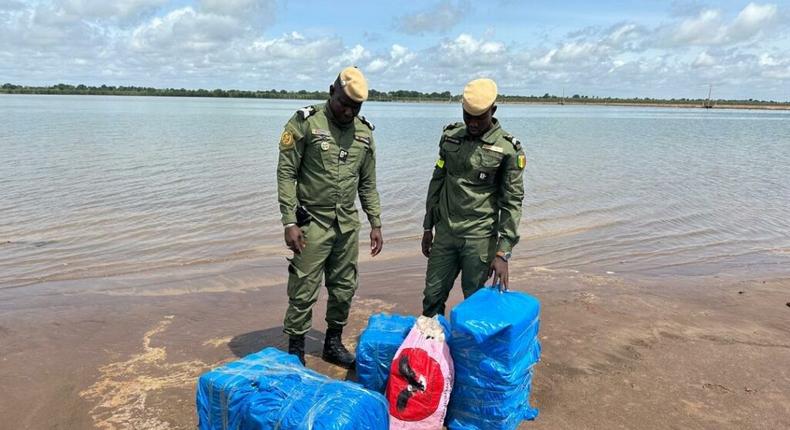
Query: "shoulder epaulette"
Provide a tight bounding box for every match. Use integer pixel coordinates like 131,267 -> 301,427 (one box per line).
443,122 -> 462,132
503,134 -> 522,151
358,115 -> 375,130
297,106 -> 317,120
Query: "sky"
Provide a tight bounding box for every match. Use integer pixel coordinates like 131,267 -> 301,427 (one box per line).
1,0 -> 789,100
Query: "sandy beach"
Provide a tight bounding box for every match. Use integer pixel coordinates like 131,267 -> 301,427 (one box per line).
1,239 -> 788,430
3,0 -> 790,428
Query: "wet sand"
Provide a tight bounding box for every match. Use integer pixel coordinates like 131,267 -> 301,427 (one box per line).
1,242 -> 789,429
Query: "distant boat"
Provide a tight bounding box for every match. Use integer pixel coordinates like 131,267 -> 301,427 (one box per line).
703,84 -> 714,109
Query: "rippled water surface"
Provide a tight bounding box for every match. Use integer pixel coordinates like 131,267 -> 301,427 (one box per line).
1,95 -> 789,288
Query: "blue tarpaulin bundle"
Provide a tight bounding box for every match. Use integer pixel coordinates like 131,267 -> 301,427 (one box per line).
197,348 -> 291,430
197,347 -> 389,430
356,313 -> 451,393
356,313 -> 416,392
447,287 -> 541,430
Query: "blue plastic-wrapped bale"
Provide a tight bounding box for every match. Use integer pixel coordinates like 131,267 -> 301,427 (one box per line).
447,288 -> 542,430
356,313 -> 416,392
356,313 -> 452,393
197,348 -> 301,430
242,362 -> 389,430
197,347 -> 388,430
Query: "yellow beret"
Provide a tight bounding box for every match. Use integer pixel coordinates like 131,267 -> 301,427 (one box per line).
462,78 -> 498,115
338,66 -> 368,103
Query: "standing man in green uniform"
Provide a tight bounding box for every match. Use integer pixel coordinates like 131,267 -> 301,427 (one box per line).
277,67 -> 383,368
421,78 -> 526,317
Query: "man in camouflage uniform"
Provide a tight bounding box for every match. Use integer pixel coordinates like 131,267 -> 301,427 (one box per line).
421,78 -> 526,316
277,67 -> 383,368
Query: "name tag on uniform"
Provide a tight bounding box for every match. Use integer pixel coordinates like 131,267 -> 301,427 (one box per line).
313,128 -> 330,137
482,144 -> 503,153
445,136 -> 461,145
339,149 -> 348,162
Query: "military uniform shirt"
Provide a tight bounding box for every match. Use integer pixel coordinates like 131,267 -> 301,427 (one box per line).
277,103 -> 381,233
423,118 -> 525,253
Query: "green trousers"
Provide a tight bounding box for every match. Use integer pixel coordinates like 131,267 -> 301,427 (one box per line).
422,225 -> 497,317
283,220 -> 359,336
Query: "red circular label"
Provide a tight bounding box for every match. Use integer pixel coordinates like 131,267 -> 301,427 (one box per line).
385,347 -> 444,421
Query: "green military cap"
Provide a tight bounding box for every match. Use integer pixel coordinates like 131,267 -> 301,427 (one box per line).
338,66 -> 369,102
462,78 -> 497,115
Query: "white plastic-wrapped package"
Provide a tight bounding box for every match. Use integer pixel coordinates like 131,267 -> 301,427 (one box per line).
385,316 -> 454,430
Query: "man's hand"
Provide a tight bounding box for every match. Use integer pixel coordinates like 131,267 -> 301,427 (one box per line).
370,227 -> 383,257
421,230 -> 433,258
488,257 -> 509,291
284,225 -> 306,254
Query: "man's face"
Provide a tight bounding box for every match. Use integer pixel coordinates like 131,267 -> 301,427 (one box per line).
329,84 -> 362,124
463,105 -> 496,137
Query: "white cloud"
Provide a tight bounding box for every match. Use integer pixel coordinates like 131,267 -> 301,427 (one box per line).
198,0 -> 275,27
605,23 -> 642,47
329,44 -> 371,71
367,58 -> 388,73
130,7 -> 240,52
364,44 -> 416,74
530,39 -> 612,70
728,2 -> 778,40
438,34 -> 506,66
758,52 -> 790,79
665,2 -> 779,46
0,2 -> 100,49
247,32 -> 341,61
57,0 -> 168,20
554,42 -> 602,61
693,51 -> 717,67
0,1 -> 26,11
671,9 -> 724,45
1,1 -> 788,100
759,53 -> 781,67
395,0 -> 467,35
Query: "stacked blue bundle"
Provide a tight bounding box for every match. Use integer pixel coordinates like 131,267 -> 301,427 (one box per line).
356,313 -> 416,392
447,288 -> 541,430
356,313 -> 452,393
356,314 -> 417,393
242,364 -> 388,430
196,347 -> 388,430
197,348 -> 299,430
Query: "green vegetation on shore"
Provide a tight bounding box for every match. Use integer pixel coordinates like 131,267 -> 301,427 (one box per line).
2,83 -> 788,108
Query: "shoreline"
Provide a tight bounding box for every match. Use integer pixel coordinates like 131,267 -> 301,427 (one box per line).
3,92 -> 789,111
3,237 -> 787,296
1,247 -> 789,429
501,100 -> 790,111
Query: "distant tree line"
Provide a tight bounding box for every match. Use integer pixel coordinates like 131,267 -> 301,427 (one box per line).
1,83 -> 786,107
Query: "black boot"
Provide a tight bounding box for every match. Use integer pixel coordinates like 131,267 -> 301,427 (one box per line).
322,327 -> 355,369
288,335 -> 305,365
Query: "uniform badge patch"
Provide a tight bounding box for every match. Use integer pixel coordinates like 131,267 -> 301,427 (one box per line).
280,130 -> 293,148
339,149 -> 348,162
321,141 -> 330,151
517,154 -> 527,169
